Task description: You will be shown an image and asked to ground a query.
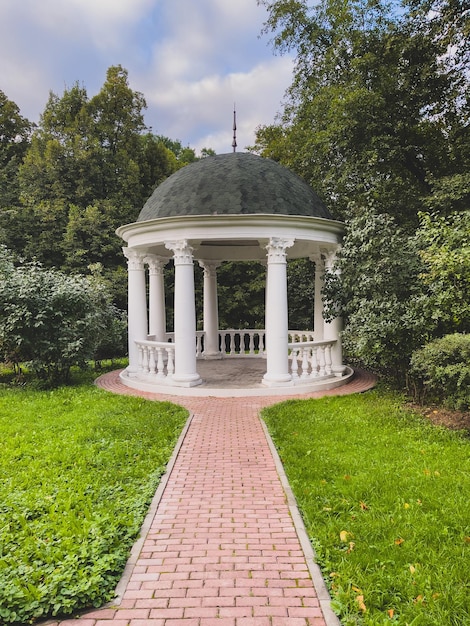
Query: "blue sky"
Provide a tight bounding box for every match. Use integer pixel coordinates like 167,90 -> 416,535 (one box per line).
0,0 -> 294,154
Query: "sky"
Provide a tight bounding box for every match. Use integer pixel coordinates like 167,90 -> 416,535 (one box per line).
0,0 -> 294,155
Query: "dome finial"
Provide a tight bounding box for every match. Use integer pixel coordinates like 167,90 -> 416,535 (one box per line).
232,104 -> 237,153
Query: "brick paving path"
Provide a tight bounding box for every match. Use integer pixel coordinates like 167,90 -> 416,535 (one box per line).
46,369 -> 376,626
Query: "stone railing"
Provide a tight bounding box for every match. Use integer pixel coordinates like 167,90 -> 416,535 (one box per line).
136,339 -> 175,380
136,332 -> 340,384
288,330 -> 315,344
288,339 -> 337,380
218,329 -> 266,357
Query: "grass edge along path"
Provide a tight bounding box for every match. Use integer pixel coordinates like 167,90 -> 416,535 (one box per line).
0,382 -> 188,625
262,389 -> 470,626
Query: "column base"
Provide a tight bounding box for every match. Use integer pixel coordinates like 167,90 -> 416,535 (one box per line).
170,373 -> 203,387
332,365 -> 347,377
202,351 -> 223,360
125,365 -> 139,377
262,373 -> 293,387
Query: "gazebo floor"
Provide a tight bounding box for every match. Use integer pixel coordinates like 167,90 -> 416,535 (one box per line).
118,358 -> 363,398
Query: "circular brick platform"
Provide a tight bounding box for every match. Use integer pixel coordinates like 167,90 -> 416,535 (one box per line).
95,367 -> 377,404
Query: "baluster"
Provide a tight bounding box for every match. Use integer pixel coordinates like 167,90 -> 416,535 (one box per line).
156,348 -> 165,378
310,347 -> 319,377
318,346 -> 326,376
148,346 -> 156,375
167,347 -> 175,377
230,332 -> 236,355
137,344 -> 144,373
325,343 -> 332,375
301,347 -> 310,379
290,347 -> 300,379
142,345 -> 150,374
249,331 -> 255,355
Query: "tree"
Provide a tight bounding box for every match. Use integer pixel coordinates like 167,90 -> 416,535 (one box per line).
0,90 -> 31,208
19,83 -> 96,208
157,135 -> 199,165
62,201 -> 126,271
13,67 -> 181,290
217,262 -> 266,329
254,0 -> 469,226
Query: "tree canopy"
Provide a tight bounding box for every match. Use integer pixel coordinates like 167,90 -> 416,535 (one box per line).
254,0 -> 469,226
0,66 -> 207,308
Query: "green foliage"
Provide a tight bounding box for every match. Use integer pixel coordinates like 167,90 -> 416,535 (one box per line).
0,381 -> 187,624
255,0 -> 469,225
0,68 -> 194,309
287,258 -> 315,329
0,90 -> 32,208
0,258 -> 123,383
217,261 -> 266,329
63,201 -> 126,271
323,209 -> 427,381
263,391 -> 470,625
410,334 -> 470,410
415,211 -> 470,335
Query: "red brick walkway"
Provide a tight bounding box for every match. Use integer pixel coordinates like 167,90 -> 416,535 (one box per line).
47,370 -> 376,626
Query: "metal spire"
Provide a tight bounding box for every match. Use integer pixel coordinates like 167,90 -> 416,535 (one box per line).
232,104 -> 237,153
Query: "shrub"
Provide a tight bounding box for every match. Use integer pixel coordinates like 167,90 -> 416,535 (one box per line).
410,334 -> 470,409
0,258 -> 122,384
322,209 -> 428,383
415,211 -> 470,336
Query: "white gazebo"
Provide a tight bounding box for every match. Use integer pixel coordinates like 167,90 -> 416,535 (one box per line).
116,152 -> 352,396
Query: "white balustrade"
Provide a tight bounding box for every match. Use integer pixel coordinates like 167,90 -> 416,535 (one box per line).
288,340 -> 336,380
196,331 -> 204,358
288,330 -> 315,344
136,340 -> 175,382
135,332 -> 337,386
218,329 -> 266,357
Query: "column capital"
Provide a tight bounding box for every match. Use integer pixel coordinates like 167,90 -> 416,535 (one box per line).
265,237 -> 295,263
309,253 -> 324,266
320,247 -> 339,270
144,254 -> 169,275
165,240 -> 194,265
122,247 -> 146,270
198,259 -> 221,277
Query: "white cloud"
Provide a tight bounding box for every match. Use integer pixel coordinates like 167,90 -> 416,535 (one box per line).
0,0 -> 293,154
24,0 -> 155,41
143,56 -> 293,153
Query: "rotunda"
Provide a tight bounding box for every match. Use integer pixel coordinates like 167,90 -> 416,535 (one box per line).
116,152 -> 350,395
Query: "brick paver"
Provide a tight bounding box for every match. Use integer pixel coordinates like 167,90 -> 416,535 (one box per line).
43,369 -> 375,626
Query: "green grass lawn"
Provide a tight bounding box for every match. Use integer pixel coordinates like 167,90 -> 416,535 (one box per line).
0,372 -> 188,625
262,390 -> 470,626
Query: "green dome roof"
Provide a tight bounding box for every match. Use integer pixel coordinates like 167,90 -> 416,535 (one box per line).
137,152 -> 332,221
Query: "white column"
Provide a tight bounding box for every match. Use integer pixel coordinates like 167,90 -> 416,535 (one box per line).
263,237 -> 295,386
311,254 -> 325,341
144,254 -> 168,341
199,260 -> 222,358
323,248 -> 344,374
165,240 -> 201,386
122,247 -> 148,375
